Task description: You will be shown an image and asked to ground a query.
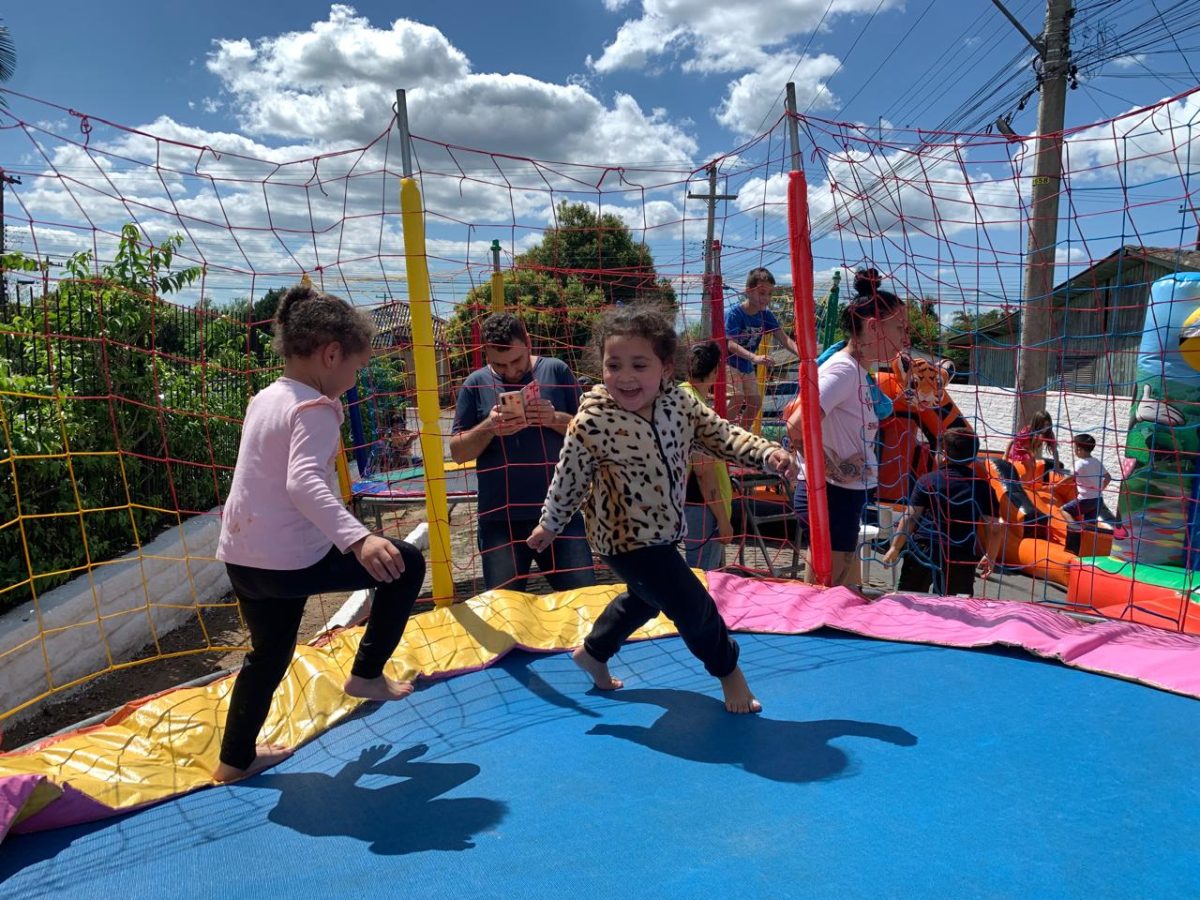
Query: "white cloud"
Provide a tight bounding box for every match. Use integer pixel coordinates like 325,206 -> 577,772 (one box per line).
1065,92 -> 1200,183
1111,54 -> 1145,69
1055,245 -> 1088,266
716,52 -> 841,136
8,5 -> 701,302
589,0 -> 900,75
732,142 -> 1024,241
204,6 -> 696,170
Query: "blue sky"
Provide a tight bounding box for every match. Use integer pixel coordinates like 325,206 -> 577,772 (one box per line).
1,1 -> 1198,318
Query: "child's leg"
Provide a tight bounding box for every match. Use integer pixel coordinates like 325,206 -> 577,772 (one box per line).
218,592 -> 307,775
733,371 -> 761,430
605,545 -> 759,713
944,558 -> 977,597
578,588 -> 660,689
346,542 -> 426,699
896,555 -> 934,594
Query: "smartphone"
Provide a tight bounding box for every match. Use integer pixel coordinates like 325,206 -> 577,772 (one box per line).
521,379 -> 541,404
499,389 -> 526,416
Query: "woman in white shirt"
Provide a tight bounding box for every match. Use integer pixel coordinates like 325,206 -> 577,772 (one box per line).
787,284 -> 909,586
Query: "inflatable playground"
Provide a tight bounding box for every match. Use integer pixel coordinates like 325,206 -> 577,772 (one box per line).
846,272 -> 1200,635
1,78 -> 1199,899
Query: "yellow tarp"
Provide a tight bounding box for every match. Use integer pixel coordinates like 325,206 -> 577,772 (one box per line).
0,579 -> 696,819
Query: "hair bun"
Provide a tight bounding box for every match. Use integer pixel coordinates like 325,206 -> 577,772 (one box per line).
853,268 -> 882,297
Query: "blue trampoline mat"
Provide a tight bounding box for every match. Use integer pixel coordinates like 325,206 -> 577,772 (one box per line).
3,631 -> 1198,898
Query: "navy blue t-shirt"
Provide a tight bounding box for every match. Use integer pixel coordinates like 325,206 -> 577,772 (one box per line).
907,462 -> 997,563
725,304 -> 781,374
452,356 -> 581,522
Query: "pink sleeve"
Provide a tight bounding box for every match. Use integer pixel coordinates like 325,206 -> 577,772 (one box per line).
286,400 -> 370,553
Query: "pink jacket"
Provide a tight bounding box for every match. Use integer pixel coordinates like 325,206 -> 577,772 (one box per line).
217,378 -> 369,570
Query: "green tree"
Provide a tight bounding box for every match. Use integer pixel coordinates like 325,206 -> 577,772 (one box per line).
446,203 -> 675,378
518,202 -> 676,307
0,20 -> 15,104
944,307 -> 1013,377
907,298 -> 941,357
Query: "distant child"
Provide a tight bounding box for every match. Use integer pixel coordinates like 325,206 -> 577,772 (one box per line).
883,428 -> 1000,597
680,341 -> 735,571
725,267 -> 799,430
214,284 -> 426,782
527,305 -> 798,713
1061,433 -> 1121,529
385,410 -> 418,469
1006,410 -> 1061,468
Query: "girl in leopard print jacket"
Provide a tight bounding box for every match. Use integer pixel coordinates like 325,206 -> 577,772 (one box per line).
528,306 -> 797,714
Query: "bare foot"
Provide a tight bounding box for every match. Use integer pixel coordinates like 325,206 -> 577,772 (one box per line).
344,674 -> 416,701
572,647 -> 623,690
213,744 -> 293,783
720,667 -> 762,714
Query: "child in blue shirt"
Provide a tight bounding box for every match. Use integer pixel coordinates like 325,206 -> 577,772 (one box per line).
725,267 -> 798,429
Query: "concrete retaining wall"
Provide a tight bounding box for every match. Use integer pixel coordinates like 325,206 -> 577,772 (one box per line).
0,509 -> 229,722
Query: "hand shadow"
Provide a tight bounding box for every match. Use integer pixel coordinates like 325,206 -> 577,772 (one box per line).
248,743 -> 507,854
588,689 -> 917,783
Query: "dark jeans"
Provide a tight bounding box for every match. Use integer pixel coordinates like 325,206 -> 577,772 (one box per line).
585,544 -> 740,679
1062,497 -> 1119,525
221,540 -> 426,769
478,513 -> 595,593
897,549 -> 977,597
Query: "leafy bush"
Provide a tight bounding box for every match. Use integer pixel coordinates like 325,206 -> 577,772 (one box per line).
0,225 -> 273,616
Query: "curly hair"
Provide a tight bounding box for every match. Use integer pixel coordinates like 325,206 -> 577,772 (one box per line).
271,284 -> 375,358
590,303 -> 682,371
480,312 -> 529,348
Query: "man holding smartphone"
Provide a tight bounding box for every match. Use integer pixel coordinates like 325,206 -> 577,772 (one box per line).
451,312 -> 596,592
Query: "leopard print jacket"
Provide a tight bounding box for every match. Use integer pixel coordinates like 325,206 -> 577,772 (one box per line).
538,383 -> 781,556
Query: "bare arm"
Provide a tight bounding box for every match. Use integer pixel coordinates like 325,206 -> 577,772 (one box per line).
692,452 -> 733,539
784,404 -> 869,485
726,338 -> 763,365
882,504 -> 925,564
449,414 -> 496,464
773,327 -> 800,357
449,404 -> 525,463
524,398 -> 572,435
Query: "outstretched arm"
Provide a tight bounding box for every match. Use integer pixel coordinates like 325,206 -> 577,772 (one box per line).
529,419 -> 595,551
882,504 -> 926,565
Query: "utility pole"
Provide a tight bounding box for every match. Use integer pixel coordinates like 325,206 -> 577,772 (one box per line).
995,0 -> 1074,429
0,168 -> 22,305
688,163 -> 737,339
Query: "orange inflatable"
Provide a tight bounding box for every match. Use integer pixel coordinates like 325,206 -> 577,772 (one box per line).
980,453 -> 1112,586
875,354 -> 971,503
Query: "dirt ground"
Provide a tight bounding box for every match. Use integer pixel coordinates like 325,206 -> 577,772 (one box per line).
0,504 -> 464,752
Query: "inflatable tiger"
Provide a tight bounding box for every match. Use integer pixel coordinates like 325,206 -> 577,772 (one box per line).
874,352 -> 972,502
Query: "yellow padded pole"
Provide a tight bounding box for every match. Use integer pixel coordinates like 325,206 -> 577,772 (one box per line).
400,176 -> 454,605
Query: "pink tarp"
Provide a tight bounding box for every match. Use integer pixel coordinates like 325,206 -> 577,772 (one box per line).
3,579 -> 1198,842
707,575 -> 1200,698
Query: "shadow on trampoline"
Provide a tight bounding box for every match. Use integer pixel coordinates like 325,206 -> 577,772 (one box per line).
247,742 -> 508,855
586,688 -> 918,783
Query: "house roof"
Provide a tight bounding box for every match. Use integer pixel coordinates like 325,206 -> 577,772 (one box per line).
369,301 -> 450,350
944,244 -> 1200,346
1055,244 -> 1200,294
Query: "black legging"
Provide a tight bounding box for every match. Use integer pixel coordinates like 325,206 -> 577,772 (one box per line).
220,540 -> 426,769
585,544 -> 740,679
